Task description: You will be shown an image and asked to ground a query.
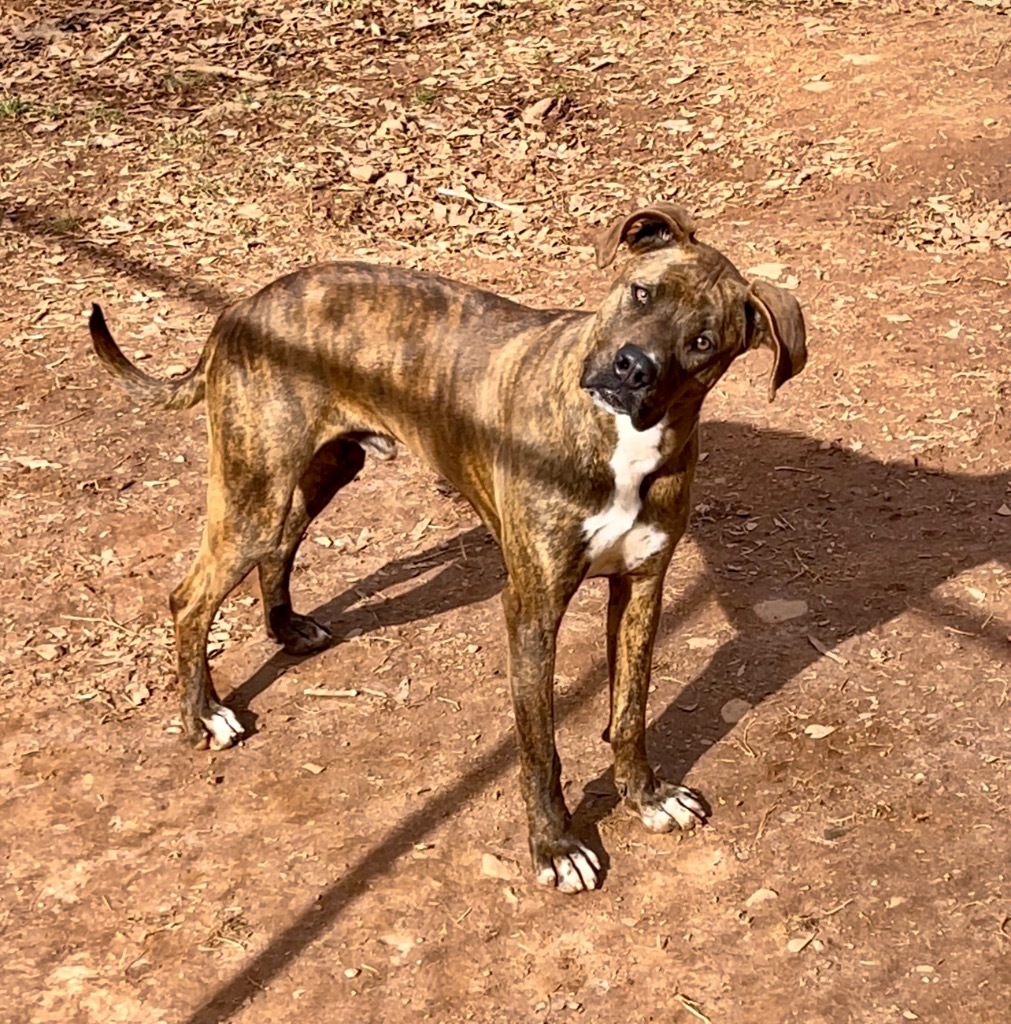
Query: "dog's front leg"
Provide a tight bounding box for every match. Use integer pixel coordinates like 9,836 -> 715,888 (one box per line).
607,573 -> 707,833
502,580 -> 601,894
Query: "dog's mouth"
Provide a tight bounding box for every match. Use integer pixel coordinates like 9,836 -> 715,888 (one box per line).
586,386 -> 630,416
583,383 -> 665,432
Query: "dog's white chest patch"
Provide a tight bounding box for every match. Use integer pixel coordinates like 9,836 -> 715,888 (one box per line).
583,415 -> 668,577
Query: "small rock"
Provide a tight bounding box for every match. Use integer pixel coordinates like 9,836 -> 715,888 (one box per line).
754,599 -> 808,623
787,934 -> 814,953
745,887 -> 779,907
343,968 -> 360,979
720,698 -> 752,724
302,762 -> 326,775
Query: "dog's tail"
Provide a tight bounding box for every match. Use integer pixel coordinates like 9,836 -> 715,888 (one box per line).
89,304 -> 206,411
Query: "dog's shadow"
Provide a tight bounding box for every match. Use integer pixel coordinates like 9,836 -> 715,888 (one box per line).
228,525 -> 505,718
228,420 -> 1008,843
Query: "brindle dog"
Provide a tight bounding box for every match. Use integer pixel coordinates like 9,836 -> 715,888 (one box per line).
90,203 -> 806,893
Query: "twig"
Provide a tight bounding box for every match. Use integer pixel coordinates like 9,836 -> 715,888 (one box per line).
675,994 -> 712,1024
436,186 -> 525,215
819,897 -> 855,918
980,35 -> 1011,70
755,801 -> 778,843
808,634 -> 848,666
89,32 -> 130,66
61,613 -> 142,638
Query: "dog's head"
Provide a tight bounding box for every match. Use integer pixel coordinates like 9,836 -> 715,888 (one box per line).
580,203 -> 807,431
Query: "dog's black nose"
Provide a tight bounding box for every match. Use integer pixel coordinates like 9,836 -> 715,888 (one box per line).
612,345 -> 656,389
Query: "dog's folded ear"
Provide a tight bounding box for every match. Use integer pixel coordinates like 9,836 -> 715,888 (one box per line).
746,279 -> 808,402
595,203 -> 698,269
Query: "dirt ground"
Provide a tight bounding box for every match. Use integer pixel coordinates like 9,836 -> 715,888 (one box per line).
2,0 -> 1011,1021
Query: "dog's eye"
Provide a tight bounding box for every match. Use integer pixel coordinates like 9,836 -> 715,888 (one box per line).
631,284 -> 650,306
691,333 -> 715,353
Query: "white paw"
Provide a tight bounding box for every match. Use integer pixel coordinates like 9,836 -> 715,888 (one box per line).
639,786 -> 707,833
536,843 -> 601,894
201,703 -> 244,750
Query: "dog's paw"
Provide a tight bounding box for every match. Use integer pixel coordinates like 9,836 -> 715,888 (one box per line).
273,613 -> 332,655
200,703 -> 244,750
533,839 -> 601,894
636,784 -> 707,833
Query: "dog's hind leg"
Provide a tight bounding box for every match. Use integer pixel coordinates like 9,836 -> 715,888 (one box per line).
258,436 -> 367,654
171,449 -> 303,750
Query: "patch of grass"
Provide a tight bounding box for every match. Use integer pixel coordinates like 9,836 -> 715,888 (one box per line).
159,128 -> 208,154
0,95 -> 32,118
91,102 -> 125,126
43,213 -> 83,233
161,71 -> 215,96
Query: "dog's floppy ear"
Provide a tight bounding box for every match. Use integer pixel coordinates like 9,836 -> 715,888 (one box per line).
595,202 -> 697,269
746,278 -> 807,402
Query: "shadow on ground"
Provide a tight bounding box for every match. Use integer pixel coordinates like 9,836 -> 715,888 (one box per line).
184,419 -> 1009,1024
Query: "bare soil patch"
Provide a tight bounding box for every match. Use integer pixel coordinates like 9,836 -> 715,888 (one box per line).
2,2 -> 1010,1022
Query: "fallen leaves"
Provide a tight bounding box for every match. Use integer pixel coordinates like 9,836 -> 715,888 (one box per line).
803,723 -> 837,740
892,191 -> 1011,254
12,455 -> 62,470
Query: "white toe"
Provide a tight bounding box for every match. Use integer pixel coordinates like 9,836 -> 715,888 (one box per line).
202,704 -> 243,750
552,842 -> 600,894
536,865 -> 557,887
568,848 -> 599,890
660,790 -> 704,830
554,857 -> 583,894
640,787 -> 706,832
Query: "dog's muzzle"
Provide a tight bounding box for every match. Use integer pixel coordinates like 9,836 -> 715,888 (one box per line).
581,344 -> 658,418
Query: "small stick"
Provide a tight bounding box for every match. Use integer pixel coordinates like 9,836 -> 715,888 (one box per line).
675,994 -> 712,1024
61,613 -> 142,638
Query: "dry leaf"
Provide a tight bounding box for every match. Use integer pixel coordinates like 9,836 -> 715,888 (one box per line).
804,724 -> 836,739
746,262 -> 787,280
481,853 -> 520,880
686,636 -> 719,649
807,634 -> 848,666
409,515 -> 432,541
14,456 -> 62,470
